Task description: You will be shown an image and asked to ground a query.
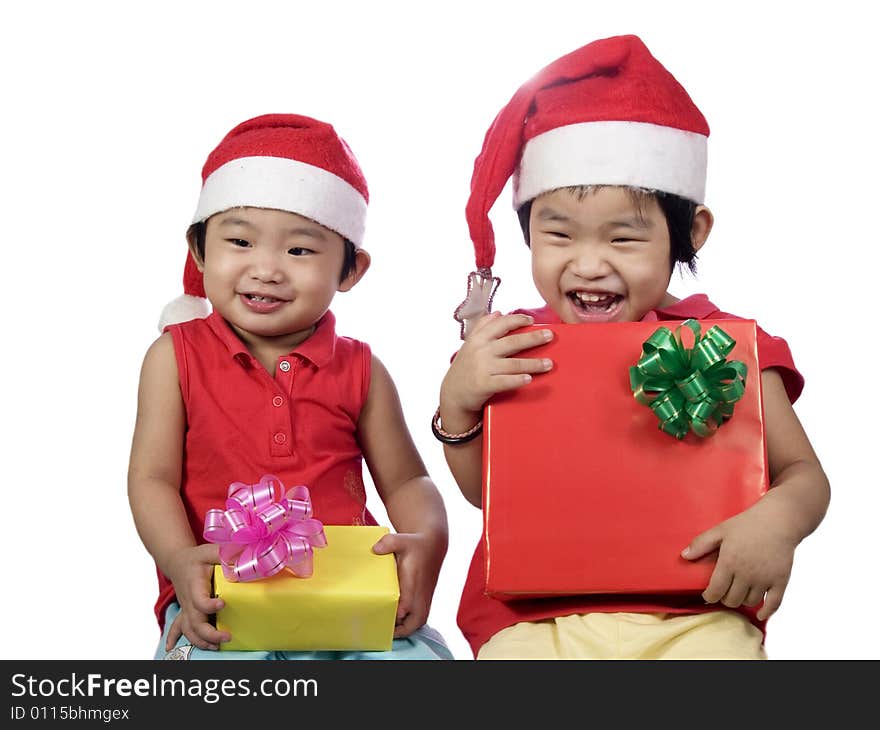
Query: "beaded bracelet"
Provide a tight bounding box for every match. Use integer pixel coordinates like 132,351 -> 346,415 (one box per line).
431,407 -> 483,444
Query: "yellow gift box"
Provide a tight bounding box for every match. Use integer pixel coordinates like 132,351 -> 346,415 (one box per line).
213,525 -> 399,651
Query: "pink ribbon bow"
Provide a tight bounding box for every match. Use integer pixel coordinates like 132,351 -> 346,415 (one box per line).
203,474 -> 327,582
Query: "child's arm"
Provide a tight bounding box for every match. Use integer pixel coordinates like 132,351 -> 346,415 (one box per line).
439,312 -> 554,507
682,368 -> 830,619
127,334 -> 229,651
356,353 -> 449,638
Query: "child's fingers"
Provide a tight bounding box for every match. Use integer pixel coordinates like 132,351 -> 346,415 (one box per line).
756,584 -> 787,621
701,564 -> 733,605
743,586 -> 767,607
493,329 -> 553,357
393,605 -> 427,639
186,568 -> 223,613
165,615 -> 183,651
395,592 -> 412,623
471,312 -> 535,342
488,373 -> 539,393
179,616 -> 226,652
372,533 -> 405,556
191,593 -> 224,615
194,620 -> 229,649
720,577 -> 750,609
493,357 -> 553,376
392,577 -> 413,635
681,527 -> 722,562
193,543 -> 221,564
467,314 -> 535,345
465,310 -> 502,339
186,633 -> 219,652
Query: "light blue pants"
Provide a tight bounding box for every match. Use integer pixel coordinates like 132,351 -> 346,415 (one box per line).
155,603 -> 453,660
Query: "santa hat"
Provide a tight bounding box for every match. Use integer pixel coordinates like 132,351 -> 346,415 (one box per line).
159,113 -> 369,331
455,34 -> 709,337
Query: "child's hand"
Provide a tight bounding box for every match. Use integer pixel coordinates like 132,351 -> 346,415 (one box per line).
441,312 -> 553,418
681,496 -> 800,621
165,543 -> 230,651
372,531 -> 445,638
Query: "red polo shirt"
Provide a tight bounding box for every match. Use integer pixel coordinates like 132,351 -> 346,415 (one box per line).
155,310 -> 377,628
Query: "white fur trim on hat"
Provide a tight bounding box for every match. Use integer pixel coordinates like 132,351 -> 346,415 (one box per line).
157,294 -> 211,332
192,156 -> 368,245
514,121 -> 708,206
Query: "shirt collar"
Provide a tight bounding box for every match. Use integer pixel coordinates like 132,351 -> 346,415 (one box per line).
292,310 -> 337,367
205,310 -> 338,369
643,293 -> 719,321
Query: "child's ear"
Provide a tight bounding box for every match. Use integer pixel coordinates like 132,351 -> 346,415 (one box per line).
338,249 -> 371,293
185,224 -> 206,271
690,205 -> 714,254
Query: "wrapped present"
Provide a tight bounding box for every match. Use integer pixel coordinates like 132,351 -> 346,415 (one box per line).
204,475 -> 398,651
483,319 -> 767,598
214,525 -> 399,651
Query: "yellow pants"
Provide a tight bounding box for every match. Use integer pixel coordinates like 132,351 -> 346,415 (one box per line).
477,611 -> 766,660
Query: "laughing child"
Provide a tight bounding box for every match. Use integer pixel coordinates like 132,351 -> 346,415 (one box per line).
436,35 -> 829,659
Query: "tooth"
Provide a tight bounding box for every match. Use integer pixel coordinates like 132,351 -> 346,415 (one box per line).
574,292 -> 617,304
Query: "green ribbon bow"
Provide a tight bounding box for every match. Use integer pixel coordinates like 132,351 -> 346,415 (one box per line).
629,319 -> 748,439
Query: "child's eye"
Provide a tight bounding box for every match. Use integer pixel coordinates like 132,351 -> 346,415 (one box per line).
544,230 -> 571,240
288,247 -> 314,256
227,238 -> 250,248
611,237 -> 644,244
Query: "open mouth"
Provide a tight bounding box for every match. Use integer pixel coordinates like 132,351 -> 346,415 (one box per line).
244,294 -> 282,303
239,292 -> 287,313
568,291 -> 623,314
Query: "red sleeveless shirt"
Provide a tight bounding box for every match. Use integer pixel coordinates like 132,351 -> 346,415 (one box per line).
154,310 -> 377,628
457,294 -> 805,656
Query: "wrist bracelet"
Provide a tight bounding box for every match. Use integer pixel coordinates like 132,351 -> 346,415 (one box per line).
431,407 -> 483,444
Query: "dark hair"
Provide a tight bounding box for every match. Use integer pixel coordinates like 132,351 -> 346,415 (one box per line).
516,186 -> 699,273
187,220 -> 359,281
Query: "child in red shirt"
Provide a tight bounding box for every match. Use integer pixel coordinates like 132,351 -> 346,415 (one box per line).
129,114 -> 451,660
437,35 -> 829,659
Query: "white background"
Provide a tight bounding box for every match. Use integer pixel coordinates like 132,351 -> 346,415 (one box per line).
2,1 -> 876,661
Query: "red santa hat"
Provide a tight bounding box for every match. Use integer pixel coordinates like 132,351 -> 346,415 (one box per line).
159,113 -> 369,331
455,34 -> 709,336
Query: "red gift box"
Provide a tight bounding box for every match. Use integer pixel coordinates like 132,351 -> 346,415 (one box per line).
482,319 -> 767,598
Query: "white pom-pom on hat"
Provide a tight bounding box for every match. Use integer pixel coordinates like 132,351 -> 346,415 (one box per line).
158,293 -> 212,332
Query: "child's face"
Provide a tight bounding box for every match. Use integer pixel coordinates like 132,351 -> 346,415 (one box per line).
196,207 -> 362,346
529,187 -> 675,323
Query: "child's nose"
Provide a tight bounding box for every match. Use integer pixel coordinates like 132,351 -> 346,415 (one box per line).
570,242 -> 613,279
249,250 -> 285,283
